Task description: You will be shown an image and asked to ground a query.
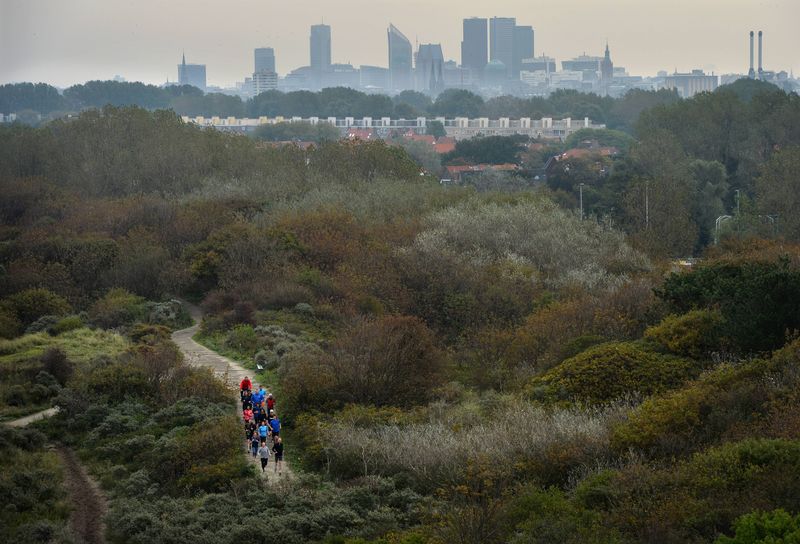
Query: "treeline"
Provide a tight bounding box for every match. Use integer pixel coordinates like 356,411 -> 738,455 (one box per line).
0,106 -> 420,197
3,80 -> 684,131
539,79 -> 800,254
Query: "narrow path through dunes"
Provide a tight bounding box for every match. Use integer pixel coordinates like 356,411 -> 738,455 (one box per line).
4,413 -> 106,544
57,446 -> 107,544
172,303 -> 293,481
5,407 -> 59,427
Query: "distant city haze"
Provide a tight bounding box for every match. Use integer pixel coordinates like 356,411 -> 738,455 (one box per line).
1,0 -> 798,87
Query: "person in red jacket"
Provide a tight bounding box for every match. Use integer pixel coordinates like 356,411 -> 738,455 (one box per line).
266,393 -> 275,414
239,376 -> 252,400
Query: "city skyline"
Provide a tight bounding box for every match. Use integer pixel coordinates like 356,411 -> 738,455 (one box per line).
1,0 -> 798,88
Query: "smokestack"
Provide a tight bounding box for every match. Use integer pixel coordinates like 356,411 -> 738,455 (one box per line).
748,31 -> 755,79
758,30 -> 763,78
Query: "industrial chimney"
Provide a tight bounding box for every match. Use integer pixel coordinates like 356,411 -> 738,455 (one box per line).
748,31 -> 755,79
758,30 -> 763,79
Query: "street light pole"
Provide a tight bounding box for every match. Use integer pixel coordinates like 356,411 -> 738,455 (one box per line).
579,183 -> 584,220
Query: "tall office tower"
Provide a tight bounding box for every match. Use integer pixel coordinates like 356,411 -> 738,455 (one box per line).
310,24 -> 332,71
177,53 -> 207,91
461,17 -> 488,80
489,17 -> 516,78
415,44 -> 445,92
254,47 -> 276,74
388,24 -> 413,90
512,25 -> 534,78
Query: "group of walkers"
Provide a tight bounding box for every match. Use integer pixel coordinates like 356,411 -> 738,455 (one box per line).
239,376 -> 284,475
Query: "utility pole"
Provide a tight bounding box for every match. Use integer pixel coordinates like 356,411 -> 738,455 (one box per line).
579,183 -> 584,220
735,189 -> 741,236
735,189 -> 741,216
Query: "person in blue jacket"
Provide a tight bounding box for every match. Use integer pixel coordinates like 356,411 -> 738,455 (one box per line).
258,422 -> 269,445
269,414 -> 280,438
251,387 -> 265,408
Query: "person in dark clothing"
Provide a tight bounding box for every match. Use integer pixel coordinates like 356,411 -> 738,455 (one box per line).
250,435 -> 259,458
245,422 -> 254,441
272,436 -> 284,475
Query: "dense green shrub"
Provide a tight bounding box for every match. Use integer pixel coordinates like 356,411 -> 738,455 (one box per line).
89,288 -> 147,328
0,304 -> 21,338
555,439 -> 800,543
657,259 -> 800,353
147,415 -> 251,493
0,428 -> 69,542
51,315 -> 84,335
6,288 -> 70,326
644,309 -> 725,358
41,347 -> 74,385
507,486 -> 624,544
224,324 -> 260,355
528,342 -> 702,404
716,509 -> 800,543
612,339 -> 800,455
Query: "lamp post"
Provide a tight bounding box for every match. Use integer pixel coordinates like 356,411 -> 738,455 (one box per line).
579,183 -> 584,220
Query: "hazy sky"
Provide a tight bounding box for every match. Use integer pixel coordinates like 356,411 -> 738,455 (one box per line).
1,0 -> 798,88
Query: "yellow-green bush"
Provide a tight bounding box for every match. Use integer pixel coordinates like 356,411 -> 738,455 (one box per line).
644,309 -> 725,358
89,287 -> 146,328
527,342 -> 702,405
612,339 -> 800,455
6,288 -> 70,326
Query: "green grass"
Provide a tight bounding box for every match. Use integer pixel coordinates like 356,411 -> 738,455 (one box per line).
0,328 -> 129,421
0,327 -> 129,365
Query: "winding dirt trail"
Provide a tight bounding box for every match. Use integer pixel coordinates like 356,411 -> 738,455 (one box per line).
5,413 -> 106,543
171,303 -> 293,481
57,447 -> 107,544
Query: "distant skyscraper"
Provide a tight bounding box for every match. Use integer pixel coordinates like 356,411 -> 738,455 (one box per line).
177,53 -> 207,91
310,24 -> 332,72
415,44 -> 444,92
388,24 -> 413,90
461,18 -> 488,80
512,25 -> 534,78
489,17 -> 515,78
255,47 -> 276,74
600,43 -> 614,94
